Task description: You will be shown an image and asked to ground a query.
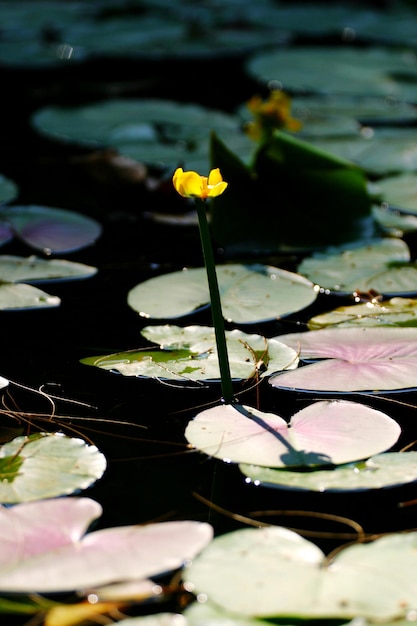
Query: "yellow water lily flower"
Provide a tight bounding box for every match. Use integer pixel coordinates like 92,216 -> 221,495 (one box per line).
245,90 -> 302,140
173,167 -> 228,199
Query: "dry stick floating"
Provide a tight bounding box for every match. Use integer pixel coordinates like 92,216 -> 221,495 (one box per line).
172,167 -> 234,403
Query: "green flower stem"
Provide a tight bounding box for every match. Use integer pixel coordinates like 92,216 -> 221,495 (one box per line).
195,198 -> 234,404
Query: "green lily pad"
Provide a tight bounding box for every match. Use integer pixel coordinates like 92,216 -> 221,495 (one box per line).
81,325 -> 298,381
291,94 -> 417,127
0,174 -> 18,204
247,46 -> 417,101
297,237 -> 416,295
308,297 -> 417,329
31,99 -> 251,172
373,173 -> 417,214
306,128 -> 417,176
184,400 -> 400,468
0,433 -> 107,503
240,451 -> 417,492
128,264 -> 317,323
183,526 -> 417,621
371,205 -> 417,237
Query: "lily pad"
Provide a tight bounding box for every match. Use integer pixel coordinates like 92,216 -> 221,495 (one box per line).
183,525 -> 417,621
0,205 -> 102,254
0,255 -> 97,283
374,173 -> 417,215
269,326 -> 417,392
0,432 -> 107,503
184,400 -> 400,468
0,496 -> 213,593
127,264 -> 317,324
240,451 -> 417,492
247,46 -> 417,101
306,128 -> 417,176
81,325 -> 298,381
297,237 -> 417,295
0,174 -> 18,205
0,283 -> 60,311
31,99 -> 251,171
308,297 -> 417,329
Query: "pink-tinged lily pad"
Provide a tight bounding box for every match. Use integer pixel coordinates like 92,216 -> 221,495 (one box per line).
0,205 -> 102,254
184,400 -> 400,468
0,497 -> 213,593
269,326 -> 417,392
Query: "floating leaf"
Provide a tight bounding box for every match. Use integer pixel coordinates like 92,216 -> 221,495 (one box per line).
308,297 -> 417,329
184,400 -> 400,468
0,174 -> 18,205
128,264 -> 317,323
32,99 -> 251,172
306,129 -> 417,176
81,325 -> 298,381
240,451 -> 417,492
270,326 -> 417,392
0,497 -> 213,593
184,526 -> 417,621
374,173 -> 417,215
297,237 -> 416,294
247,46 -> 417,101
0,283 -> 60,310
0,205 -> 102,254
0,432 -> 107,503
0,255 -> 97,283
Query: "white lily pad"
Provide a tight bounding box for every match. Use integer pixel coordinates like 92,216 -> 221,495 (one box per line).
128,264 -> 317,324
240,451 -> 417,492
81,325 -> 298,381
308,297 -> 417,329
269,326 -> 417,392
0,496 -> 213,593
0,283 -> 60,311
184,400 -> 400,468
0,432 -> 106,503
297,237 -> 416,295
0,255 -> 97,283
247,46 -> 417,101
183,526 -> 417,621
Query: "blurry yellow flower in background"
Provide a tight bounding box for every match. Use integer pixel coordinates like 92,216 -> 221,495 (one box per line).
245,90 -> 302,140
173,167 -> 228,199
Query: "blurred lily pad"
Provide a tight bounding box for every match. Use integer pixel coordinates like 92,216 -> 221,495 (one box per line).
373,173 -> 417,215
247,46 -> 417,101
128,264 -> 317,323
0,255 -> 97,283
0,205 -> 102,254
81,325 -> 298,382
31,99 -> 251,171
0,174 -> 18,205
297,237 -> 417,295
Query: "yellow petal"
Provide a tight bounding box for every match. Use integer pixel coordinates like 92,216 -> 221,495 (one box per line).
45,600 -> 123,626
208,168 -> 223,186
207,181 -> 228,197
